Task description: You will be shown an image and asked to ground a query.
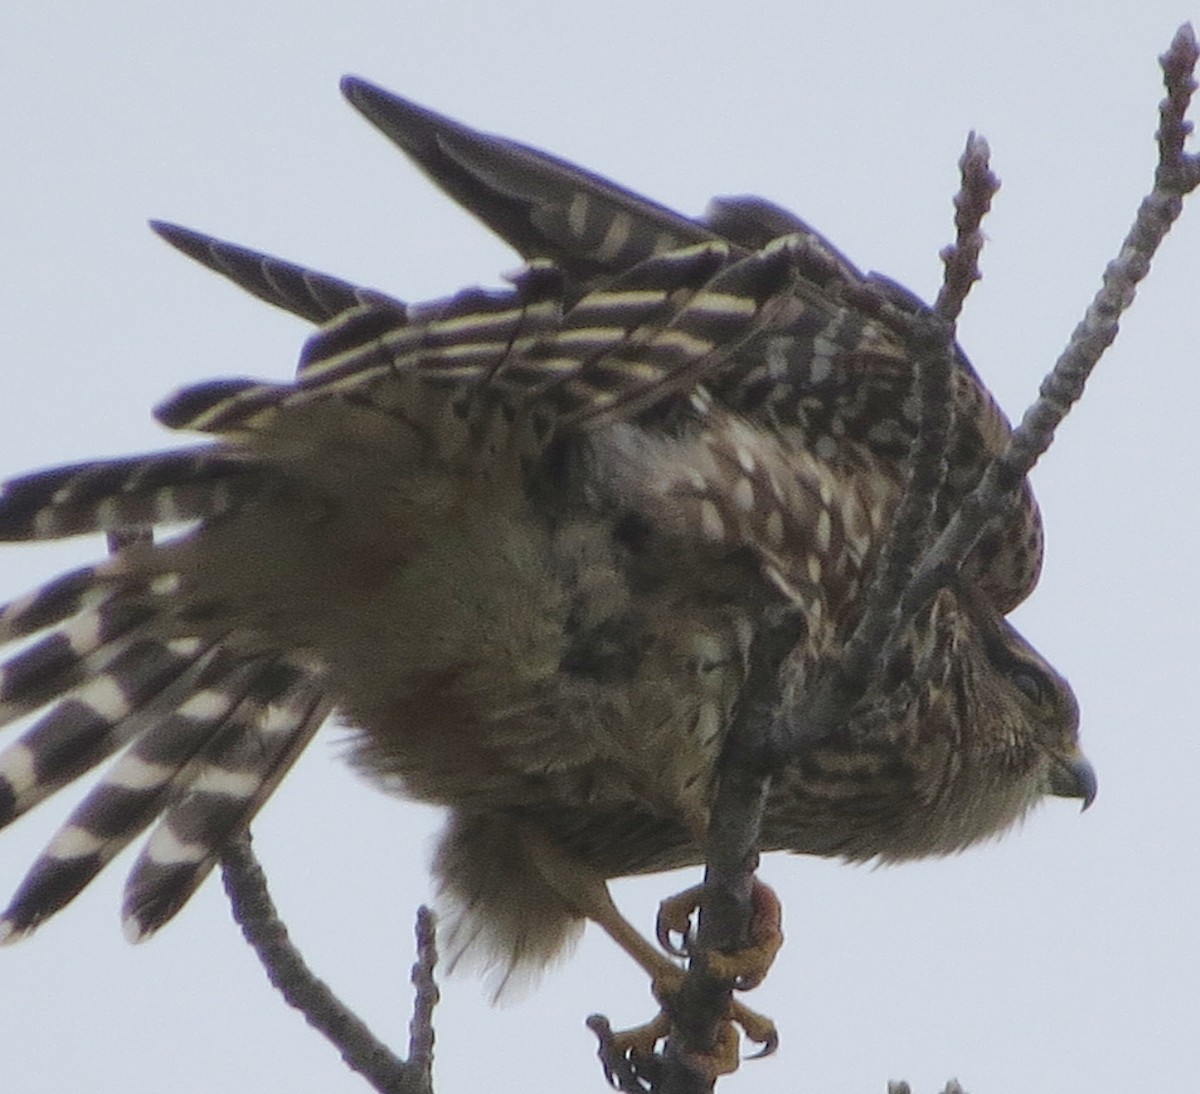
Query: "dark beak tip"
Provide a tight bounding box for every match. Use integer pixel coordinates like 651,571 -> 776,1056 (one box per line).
1077,758 -> 1098,812
1049,753 -> 1097,812
1073,756 -> 1099,812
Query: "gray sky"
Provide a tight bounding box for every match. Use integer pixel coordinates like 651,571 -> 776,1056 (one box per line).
1,3 -> 1197,1092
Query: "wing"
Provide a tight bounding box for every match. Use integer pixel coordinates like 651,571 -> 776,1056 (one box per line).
0,227 -> 860,939
160,84 -> 1044,610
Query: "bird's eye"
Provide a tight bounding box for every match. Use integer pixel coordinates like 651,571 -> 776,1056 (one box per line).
1010,666 -> 1049,704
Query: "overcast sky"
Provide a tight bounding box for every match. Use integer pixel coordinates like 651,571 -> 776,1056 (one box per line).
1,4 -> 1197,1093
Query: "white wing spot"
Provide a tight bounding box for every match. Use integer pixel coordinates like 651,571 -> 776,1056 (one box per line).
177,689 -> 234,722
66,612 -> 104,655
652,329 -> 714,356
567,192 -> 590,237
555,327 -> 627,348
816,509 -> 833,553
686,631 -> 726,669
433,308 -> 523,337
261,703 -> 299,735
0,743 -> 37,797
192,765 -> 260,799
47,824 -> 104,860
151,573 -> 183,596
95,499 -> 123,528
145,825 -> 208,866
154,491 -> 186,524
166,636 -> 203,657
593,211 -> 634,263
689,290 -> 757,318
700,500 -> 725,543
733,477 -> 755,513
105,754 -> 175,791
76,674 -> 132,722
586,289 -> 667,311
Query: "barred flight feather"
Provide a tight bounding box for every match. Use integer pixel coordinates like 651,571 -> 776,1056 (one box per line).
122,653 -> 330,939
0,629 -> 220,822
338,77 -> 720,291
0,452 -> 263,541
149,220 -> 407,325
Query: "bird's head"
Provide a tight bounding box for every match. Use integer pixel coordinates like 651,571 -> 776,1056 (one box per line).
874,585 -> 1095,857
765,584 -> 1095,862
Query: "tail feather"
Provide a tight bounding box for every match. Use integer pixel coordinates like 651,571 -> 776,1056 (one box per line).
0,585 -> 164,727
122,655 -> 331,939
0,631 -> 219,824
0,567 -> 110,643
0,651 -> 327,940
0,452 -> 263,541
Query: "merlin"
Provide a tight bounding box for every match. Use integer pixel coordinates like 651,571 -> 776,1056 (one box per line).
0,79 -> 1094,1059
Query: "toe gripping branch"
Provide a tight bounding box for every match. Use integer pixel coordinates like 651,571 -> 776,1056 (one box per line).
590,878 -> 783,1091
592,610 -> 802,1091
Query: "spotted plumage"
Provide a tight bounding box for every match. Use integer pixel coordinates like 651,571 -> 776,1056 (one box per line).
0,83 -> 1091,983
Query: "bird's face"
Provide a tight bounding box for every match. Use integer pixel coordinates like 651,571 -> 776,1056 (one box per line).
765,586 -> 1094,863
931,587 -> 1095,830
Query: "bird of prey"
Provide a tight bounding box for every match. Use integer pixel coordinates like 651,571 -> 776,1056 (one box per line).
0,79 -> 1094,1064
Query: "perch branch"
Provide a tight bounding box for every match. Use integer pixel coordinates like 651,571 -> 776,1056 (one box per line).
221,835 -> 434,1094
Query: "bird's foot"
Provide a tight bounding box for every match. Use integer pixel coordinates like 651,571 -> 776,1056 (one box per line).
594,963 -> 778,1083
656,877 -> 784,989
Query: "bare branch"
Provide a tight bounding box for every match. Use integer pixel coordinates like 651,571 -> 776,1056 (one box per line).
900,22 -> 1200,624
407,906 -> 439,1089
935,132 -> 1001,322
653,609 -> 803,1093
828,308 -> 957,713
221,836 -> 432,1094
1158,23 -> 1200,191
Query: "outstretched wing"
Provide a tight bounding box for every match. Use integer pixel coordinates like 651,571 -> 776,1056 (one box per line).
0,221 -> 861,940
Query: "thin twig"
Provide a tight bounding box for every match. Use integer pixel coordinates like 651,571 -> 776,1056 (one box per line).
900,22 -> 1200,625
407,906 -> 439,1090
221,835 -> 429,1094
1157,24 -> 1200,191
780,135 -> 995,743
935,132 -> 1001,323
825,308 -> 958,717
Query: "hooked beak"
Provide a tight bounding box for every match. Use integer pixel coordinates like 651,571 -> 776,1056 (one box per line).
1048,750 -> 1098,811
